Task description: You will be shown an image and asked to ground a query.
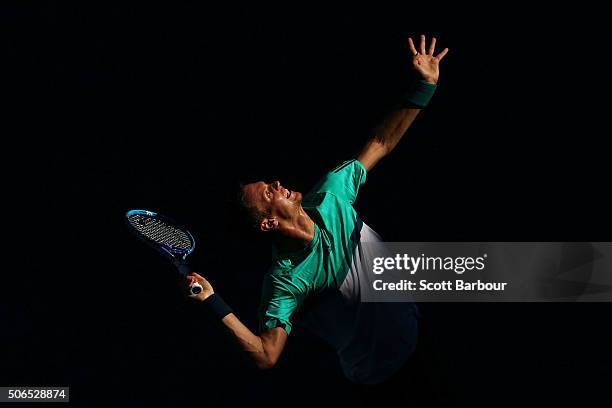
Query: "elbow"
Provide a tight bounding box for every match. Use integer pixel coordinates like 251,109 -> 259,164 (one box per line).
255,355 -> 279,370
256,361 -> 275,370
254,329 -> 286,370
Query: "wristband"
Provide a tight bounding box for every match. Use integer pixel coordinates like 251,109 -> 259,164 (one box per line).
403,79 -> 437,108
203,293 -> 233,319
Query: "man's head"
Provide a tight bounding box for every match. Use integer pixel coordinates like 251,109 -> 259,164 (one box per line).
239,180 -> 304,233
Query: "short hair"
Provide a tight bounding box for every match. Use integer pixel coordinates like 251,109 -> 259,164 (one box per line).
237,183 -> 271,231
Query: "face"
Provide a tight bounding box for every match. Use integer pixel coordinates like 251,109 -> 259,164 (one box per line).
242,180 -> 303,231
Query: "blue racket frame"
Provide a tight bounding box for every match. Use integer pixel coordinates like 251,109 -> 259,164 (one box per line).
125,209 -> 197,277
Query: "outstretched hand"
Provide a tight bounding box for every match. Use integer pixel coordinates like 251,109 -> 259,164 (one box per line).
407,35 -> 449,85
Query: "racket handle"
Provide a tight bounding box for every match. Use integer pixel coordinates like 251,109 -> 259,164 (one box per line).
173,260 -> 191,277
172,259 -> 202,295
191,282 -> 203,295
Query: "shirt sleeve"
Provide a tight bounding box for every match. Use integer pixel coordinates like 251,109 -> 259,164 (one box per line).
258,274 -> 299,335
309,159 -> 367,204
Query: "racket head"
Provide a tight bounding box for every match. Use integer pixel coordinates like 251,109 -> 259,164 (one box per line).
125,209 -> 196,257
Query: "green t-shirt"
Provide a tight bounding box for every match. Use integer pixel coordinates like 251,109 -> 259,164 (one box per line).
258,159 -> 367,334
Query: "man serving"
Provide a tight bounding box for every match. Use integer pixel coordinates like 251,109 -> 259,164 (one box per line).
187,35 -> 448,384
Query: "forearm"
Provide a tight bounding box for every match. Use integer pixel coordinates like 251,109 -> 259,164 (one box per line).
357,80 -> 437,171
371,107 -> 421,154
220,313 -> 285,369
221,314 -> 266,366
187,274 -> 286,369
371,78 -> 437,153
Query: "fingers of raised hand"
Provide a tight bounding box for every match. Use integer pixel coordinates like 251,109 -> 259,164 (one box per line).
409,35 -> 440,55
428,37 -> 437,55
419,34 -> 426,54
409,35 -> 448,63
435,47 -> 449,61
408,37 -> 418,55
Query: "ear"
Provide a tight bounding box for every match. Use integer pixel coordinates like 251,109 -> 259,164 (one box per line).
260,217 -> 279,232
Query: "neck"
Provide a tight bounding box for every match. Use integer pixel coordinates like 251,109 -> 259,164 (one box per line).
273,208 -> 315,253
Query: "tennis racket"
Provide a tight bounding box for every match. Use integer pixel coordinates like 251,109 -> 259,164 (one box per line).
125,209 -> 202,295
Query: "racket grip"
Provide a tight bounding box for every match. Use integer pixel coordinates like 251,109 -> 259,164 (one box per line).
173,260 -> 202,295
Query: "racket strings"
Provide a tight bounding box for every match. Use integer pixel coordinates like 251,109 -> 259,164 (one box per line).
128,214 -> 193,250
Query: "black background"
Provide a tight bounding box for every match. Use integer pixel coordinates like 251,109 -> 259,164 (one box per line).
2,2 -> 611,407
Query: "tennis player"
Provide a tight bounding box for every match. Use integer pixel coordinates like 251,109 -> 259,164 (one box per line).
187,35 -> 448,384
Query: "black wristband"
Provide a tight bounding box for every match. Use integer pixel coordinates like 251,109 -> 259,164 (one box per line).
203,293 -> 233,319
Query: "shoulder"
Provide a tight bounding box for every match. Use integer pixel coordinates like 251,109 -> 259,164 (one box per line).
320,159 -> 367,188
305,159 -> 367,205
330,159 -> 367,175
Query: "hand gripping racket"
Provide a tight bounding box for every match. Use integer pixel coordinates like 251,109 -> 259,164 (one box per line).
125,209 -> 202,295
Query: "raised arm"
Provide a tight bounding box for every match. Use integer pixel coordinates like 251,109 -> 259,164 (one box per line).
357,35 -> 448,172
187,272 -> 288,370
